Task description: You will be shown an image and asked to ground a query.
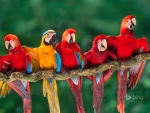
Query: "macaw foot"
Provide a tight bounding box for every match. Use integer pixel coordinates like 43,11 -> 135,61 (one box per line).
5,71 -> 12,78
92,65 -> 99,69
37,70 -> 43,75
130,56 -> 137,62
66,69 -> 71,74
77,67 -> 83,72
117,60 -> 122,67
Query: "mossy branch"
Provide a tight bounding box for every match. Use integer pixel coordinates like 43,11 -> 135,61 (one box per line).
0,53 -> 150,83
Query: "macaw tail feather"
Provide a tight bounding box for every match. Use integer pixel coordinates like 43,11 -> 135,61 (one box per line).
67,77 -> 85,113
117,69 -> 127,113
8,81 -> 31,113
22,97 -> 31,113
22,82 -> 31,113
0,81 -> 11,98
93,74 -> 104,113
43,78 -> 60,113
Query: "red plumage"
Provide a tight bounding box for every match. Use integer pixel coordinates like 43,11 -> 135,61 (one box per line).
83,35 -> 117,113
1,34 -> 32,113
55,28 -> 85,113
107,15 -> 149,113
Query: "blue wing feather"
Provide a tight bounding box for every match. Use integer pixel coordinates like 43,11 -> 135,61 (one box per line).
74,52 -> 82,67
55,52 -> 61,73
26,63 -> 32,74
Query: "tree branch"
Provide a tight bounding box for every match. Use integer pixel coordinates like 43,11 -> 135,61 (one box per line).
0,53 -> 150,82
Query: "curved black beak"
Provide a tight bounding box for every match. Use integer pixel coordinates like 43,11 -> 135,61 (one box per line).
130,21 -> 135,30
8,43 -> 12,50
101,44 -> 105,49
49,34 -> 56,44
69,35 -> 74,43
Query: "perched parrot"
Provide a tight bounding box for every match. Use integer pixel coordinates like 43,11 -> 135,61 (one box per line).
107,15 -> 149,113
55,28 -> 85,113
0,34 -> 32,113
23,29 -> 61,113
83,35 -> 117,113
0,55 -> 11,98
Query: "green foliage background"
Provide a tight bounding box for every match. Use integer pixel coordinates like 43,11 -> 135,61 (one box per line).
0,0 -> 150,113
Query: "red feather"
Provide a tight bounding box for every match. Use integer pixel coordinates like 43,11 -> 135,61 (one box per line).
0,34 -> 32,113
107,15 -> 149,113
83,34 -> 116,113
55,29 -> 85,113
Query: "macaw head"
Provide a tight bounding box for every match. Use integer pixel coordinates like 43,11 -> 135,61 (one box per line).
92,35 -> 107,52
62,28 -> 76,44
41,29 -> 56,45
121,15 -> 136,34
4,34 -> 21,50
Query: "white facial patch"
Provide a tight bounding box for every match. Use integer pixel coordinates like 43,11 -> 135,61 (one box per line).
97,39 -> 107,52
126,19 -> 132,30
45,32 -> 53,43
66,33 -> 75,43
66,34 -> 71,43
5,40 -> 15,50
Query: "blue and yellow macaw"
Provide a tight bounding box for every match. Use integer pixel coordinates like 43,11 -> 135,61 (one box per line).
23,29 -> 61,113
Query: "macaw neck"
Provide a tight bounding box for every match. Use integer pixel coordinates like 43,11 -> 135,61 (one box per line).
120,28 -> 134,35
61,41 -> 74,48
92,47 -> 103,53
9,45 -> 22,54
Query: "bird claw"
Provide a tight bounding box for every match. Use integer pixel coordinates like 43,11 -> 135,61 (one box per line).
37,70 -> 43,75
78,67 -> 83,72
66,69 -> 71,74
55,71 -> 61,74
5,71 -> 12,78
130,56 -> 137,62
117,60 -> 121,67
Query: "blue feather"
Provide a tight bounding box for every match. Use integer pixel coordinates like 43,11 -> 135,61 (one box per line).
81,59 -> 84,70
26,63 -> 32,74
74,52 -> 81,67
48,78 -> 53,84
55,52 -> 61,73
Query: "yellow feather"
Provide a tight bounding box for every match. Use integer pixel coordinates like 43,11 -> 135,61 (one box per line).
43,78 -> 47,97
23,33 -> 60,113
46,79 -> 60,113
0,82 -> 7,97
0,81 -> 3,91
3,83 -> 9,98
7,86 -> 11,94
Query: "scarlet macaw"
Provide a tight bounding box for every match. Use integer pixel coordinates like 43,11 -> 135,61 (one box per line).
55,28 -> 85,113
83,34 -> 117,113
0,34 -> 32,113
23,29 -> 61,113
107,15 -> 149,113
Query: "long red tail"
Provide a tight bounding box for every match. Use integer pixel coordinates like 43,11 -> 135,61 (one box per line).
117,69 -> 127,113
92,74 -> 104,113
67,76 -> 85,113
8,81 -> 31,113
22,82 -> 31,113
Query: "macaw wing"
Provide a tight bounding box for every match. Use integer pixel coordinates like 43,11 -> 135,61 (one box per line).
22,46 -> 40,72
74,52 -> 82,67
128,60 -> 146,89
55,43 -> 61,55
54,51 -> 61,73
0,54 -> 11,98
